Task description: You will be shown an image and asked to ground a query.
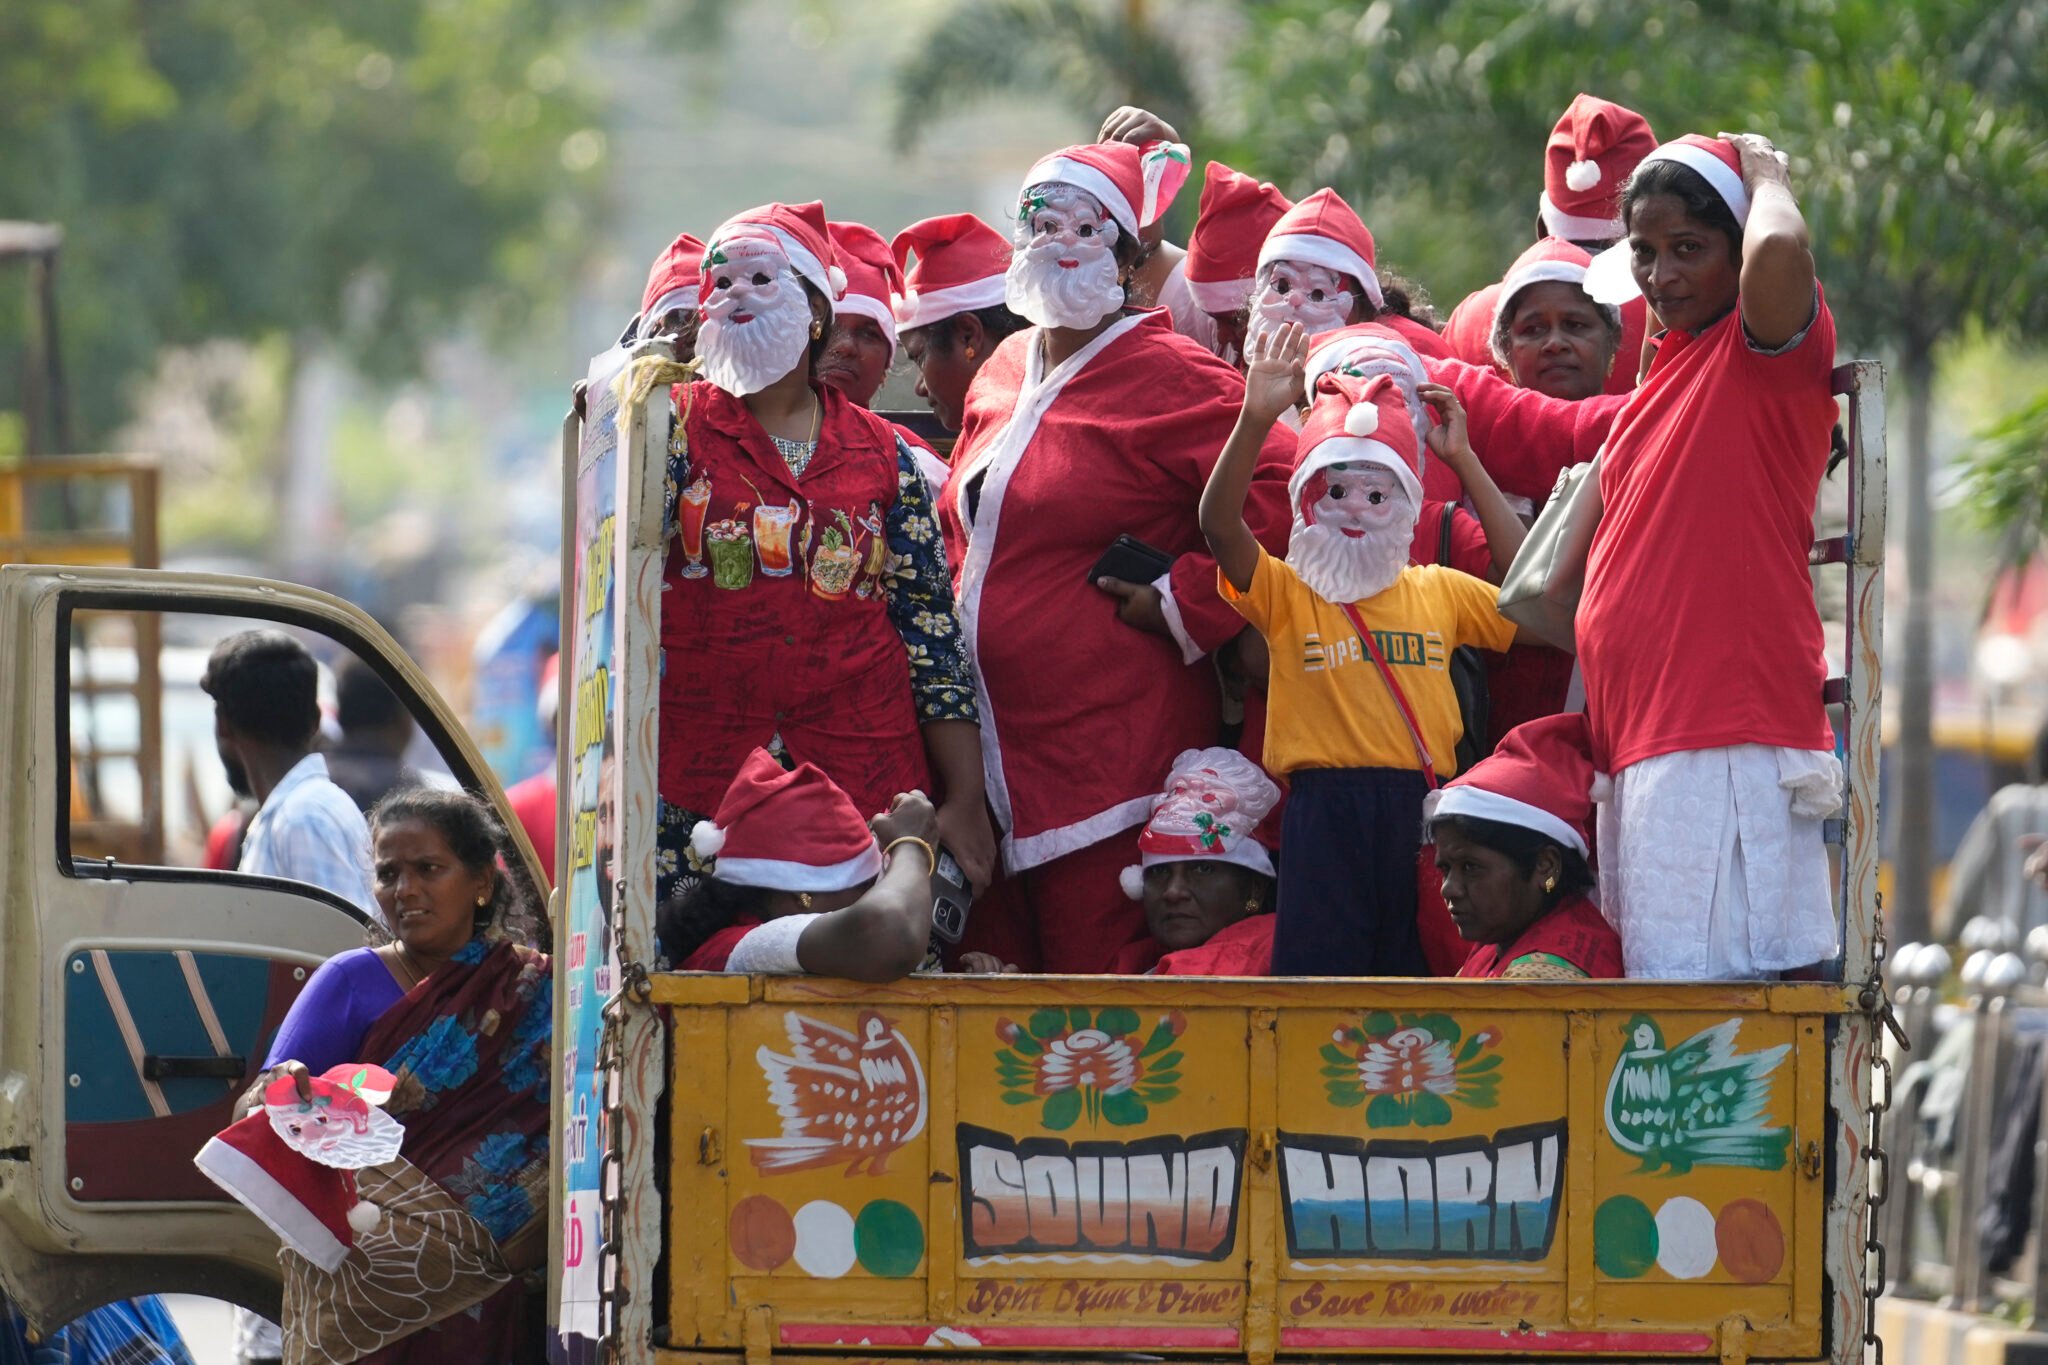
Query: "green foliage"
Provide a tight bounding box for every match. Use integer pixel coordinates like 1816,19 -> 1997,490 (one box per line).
1957,390 -> 2048,573
891,0 -> 1198,151
0,0 -> 613,444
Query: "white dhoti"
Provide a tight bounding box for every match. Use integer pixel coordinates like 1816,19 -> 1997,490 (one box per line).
1596,744 -> 1842,980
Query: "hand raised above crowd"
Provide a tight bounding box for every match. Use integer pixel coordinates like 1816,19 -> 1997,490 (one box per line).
1098,105 -> 1180,146
1719,130 -> 1792,192
1241,321 -> 1308,423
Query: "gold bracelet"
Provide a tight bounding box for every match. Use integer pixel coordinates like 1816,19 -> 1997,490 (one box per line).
882,836 -> 937,876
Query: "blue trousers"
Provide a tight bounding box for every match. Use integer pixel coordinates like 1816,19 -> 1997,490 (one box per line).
1270,766 -> 1430,977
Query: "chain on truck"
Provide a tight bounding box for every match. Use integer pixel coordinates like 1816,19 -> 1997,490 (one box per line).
0,315 -> 1894,1362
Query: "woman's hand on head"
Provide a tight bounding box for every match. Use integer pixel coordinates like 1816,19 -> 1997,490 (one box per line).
1720,131 -> 1791,192
1099,106 -> 1179,146
1242,321 -> 1308,422
871,790 -> 939,851
933,795 -> 997,890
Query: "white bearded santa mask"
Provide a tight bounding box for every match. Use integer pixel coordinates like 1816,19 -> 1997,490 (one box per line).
695,228 -> 815,398
1285,374 -> 1423,605
1005,183 -> 1126,330
1245,258 -> 1357,358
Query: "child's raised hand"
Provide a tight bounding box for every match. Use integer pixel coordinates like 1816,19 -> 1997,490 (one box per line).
1418,382 -> 1475,469
1243,322 -> 1307,421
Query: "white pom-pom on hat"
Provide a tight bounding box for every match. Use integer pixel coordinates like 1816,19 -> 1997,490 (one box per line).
347,1200 -> 383,1235
827,265 -> 848,296
690,820 -> 726,860
1565,159 -> 1602,192
1119,865 -> 1146,901
1589,771 -> 1614,803
1343,403 -> 1379,437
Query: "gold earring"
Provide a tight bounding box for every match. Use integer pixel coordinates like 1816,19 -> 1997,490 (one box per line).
1245,897 -> 1263,914
476,894 -> 489,907
1542,875 -> 1557,894
965,346 -> 977,358
798,892 -> 813,910
810,320 -> 823,339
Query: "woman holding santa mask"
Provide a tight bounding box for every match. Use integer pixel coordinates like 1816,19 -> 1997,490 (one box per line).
657,202 -> 993,917
938,142 -> 1297,973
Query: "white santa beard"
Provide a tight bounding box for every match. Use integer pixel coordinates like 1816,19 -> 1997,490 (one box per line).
1006,244 -> 1124,330
1286,514 -> 1416,605
696,299 -> 811,397
1245,296 -> 1351,356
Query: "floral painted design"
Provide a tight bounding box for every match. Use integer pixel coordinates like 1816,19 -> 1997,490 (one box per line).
994,1007 -> 1185,1130
1322,1012 -> 1501,1128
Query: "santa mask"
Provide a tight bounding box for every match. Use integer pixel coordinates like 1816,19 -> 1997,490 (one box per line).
1246,259 -> 1355,356
1286,461 -> 1416,604
695,230 -> 814,397
1005,183 -> 1125,330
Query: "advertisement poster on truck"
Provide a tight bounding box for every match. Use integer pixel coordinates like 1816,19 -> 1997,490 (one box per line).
554,341 -> 630,1360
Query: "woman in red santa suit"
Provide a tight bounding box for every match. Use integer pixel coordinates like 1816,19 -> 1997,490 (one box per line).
658,202 -> 994,925
939,140 -> 1297,973
1110,747 -> 1281,976
1442,92 -> 1657,396
1576,133 -> 1842,980
892,213 -> 1028,436
1181,160 -> 1293,367
1427,713 -> 1623,980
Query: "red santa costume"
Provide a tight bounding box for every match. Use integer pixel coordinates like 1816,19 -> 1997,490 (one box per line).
1181,161 -> 1293,361
828,219 -> 952,493
940,140 -> 1295,973
1443,93 -> 1655,394
1426,713 -> 1624,979
659,204 -> 978,910
1255,188 -> 1452,361
1576,135 -> 1842,980
1110,747 -> 1280,976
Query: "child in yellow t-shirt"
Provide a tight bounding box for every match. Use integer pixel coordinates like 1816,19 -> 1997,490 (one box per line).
1199,322 -> 1520,975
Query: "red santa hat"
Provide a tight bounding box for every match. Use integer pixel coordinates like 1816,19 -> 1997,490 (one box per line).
1488,237 -> 1604,361
1425,712 -> 1600,857
701,201 -> 846,310
1584,133 -> 1751,304
827,220 -> 904,359
1119,747 -> 1281,899
1020,139 -> 1192,237
891,213 -> 1013,333
640,231 -> 708,325
1257,187 -> 1384,309
194,1111 -> 376,1272
1289,370 -> 1423,511
689,747 -> 883,892
1184,161 -> 1293,315
1540,93 -> 1657,242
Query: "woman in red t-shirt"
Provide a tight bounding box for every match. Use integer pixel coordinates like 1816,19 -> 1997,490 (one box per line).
1576,133 -> 1842,980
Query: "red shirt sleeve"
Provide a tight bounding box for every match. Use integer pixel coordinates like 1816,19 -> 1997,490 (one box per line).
680,918 -> 762,971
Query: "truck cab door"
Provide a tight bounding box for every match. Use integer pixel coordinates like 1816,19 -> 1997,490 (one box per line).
0,566 -> 541,1334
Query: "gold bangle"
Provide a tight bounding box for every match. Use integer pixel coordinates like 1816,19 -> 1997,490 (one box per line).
882,836 -> 937,876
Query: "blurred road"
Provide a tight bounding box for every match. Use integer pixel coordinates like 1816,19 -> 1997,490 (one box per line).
162,1296 -> 238,1364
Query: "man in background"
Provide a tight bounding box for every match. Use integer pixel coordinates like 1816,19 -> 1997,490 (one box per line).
325,655 -> 418,813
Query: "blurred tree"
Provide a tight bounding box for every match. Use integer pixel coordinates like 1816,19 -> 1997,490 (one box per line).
0,0 -> 614,446
1227,0 -> 2048,944
1961,392 -> 2048,581
890,0 -> 1198,152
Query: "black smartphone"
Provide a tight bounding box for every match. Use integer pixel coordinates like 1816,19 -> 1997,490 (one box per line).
1087,533 -> 1175,586
927,846 -> 975,947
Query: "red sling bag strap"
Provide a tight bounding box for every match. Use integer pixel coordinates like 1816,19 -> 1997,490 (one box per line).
1340,600 -> 1438,790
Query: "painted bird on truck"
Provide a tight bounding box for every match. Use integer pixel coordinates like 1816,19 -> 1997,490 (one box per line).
748,1010 -> 927,1176
1603,1015 -> 1790,1174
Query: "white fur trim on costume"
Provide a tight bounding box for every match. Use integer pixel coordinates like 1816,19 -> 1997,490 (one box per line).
690,821 -> 726,860
833,291 -> 900,359
1429,785 -> 1588,856
1256,234 -> 1384,309
1640,142 -> 1751,224
1023,156 -> 1137,235
1006,794 -> 1155,874
1120,865 -> 1146,900
1152,570 -> 1204,667
713,841 -> 884,893
347,1200 -> 383,1234
759,225 -> 841,309
1343,403 -> 1379,437
1582,241 -> 1641,306
1565,159 -> 1603,192
1290,433 -> 1422,509
1537,191 -> 1625,244
1186,275 -> 1255,314
1138,840 -> 1277,881
894,275 -> 1010,331
1590,771 -> 1614,803
193,1135 -> 352,1273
